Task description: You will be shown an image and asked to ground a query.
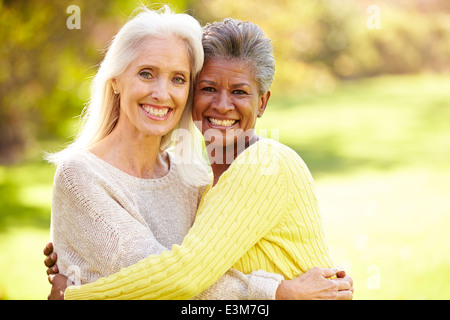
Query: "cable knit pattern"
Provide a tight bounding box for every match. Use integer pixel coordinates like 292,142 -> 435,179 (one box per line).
51,148 -> 281,300
64,139 -> 333,300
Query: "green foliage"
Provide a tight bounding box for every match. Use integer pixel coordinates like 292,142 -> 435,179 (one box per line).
193,0 -> 450,95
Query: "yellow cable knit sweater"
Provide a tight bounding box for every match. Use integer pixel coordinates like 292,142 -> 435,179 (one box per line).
65,138 -> 334,300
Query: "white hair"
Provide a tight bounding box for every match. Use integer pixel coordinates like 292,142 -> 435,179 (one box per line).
46,6 -> 210,187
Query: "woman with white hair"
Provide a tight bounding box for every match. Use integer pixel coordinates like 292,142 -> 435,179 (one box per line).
46,9 -> 353,300
48,7 -> 281,299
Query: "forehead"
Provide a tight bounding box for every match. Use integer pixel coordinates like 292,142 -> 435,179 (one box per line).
198,58 -> 256,84
130,36 -> 191,72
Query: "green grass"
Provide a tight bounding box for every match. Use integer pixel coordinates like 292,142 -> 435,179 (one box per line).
0,227 -> 51,299
257,74 -> 450,299
316,169 -> 450,299
1,74 -> 449,299
0,162 -> 55,299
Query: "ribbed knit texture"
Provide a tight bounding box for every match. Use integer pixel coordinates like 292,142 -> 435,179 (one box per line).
51,148 -> 282,300
64,139 -> 333,300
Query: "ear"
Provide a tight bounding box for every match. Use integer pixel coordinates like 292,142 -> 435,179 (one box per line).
111,78 -> 119,94
257,90 -> 271,118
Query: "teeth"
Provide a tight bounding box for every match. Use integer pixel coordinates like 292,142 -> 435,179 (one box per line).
142,105 -> 169,118
209,118 -> 236,127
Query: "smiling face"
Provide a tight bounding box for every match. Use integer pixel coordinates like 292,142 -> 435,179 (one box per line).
112,35 -> 191,139
192,58 -> 270,149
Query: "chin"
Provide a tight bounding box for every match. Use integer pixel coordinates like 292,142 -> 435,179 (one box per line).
141,125 -> 172,138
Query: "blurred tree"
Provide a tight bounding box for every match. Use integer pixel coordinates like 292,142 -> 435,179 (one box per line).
192,0 -> 450,94
0,0 -> 110,163
1,0 -> 449,164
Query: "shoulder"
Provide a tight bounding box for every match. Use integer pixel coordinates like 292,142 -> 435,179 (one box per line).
223,139 -> 290,189
248,139 -> 317,193
53,149 -> 105,194
264,140 -> 317,192
55,149 -> 92,176
258,139 -> 306,163
239,138 -> 308,174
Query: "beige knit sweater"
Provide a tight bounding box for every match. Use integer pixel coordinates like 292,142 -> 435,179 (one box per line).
50,149 -> 282,299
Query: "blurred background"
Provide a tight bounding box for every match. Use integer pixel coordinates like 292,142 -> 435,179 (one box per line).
0,0 -> 449,299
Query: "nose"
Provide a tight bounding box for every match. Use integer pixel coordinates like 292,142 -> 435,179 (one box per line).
150,78 -> 170,102
212,90 -> 234,113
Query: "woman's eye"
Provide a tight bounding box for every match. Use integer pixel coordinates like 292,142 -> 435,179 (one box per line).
233,89 -> 247,95
173,77 -> 187,85
139,71 -> 153,79
201,87 -> 216,92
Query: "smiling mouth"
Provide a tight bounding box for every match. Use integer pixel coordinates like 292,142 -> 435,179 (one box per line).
141,104 -> 171,120
207,117 -> 238,128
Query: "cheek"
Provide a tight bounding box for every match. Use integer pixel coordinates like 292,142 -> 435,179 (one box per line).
192,96 -> 206,122
175,87 -> 190,109
239,103 -> 258,127
121,82 -> 144,107
192,105 -> 201,122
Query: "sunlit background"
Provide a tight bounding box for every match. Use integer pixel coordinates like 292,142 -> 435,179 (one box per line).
0,0 -> 449,299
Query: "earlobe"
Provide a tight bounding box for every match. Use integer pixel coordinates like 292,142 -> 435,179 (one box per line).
111,78 -> 119,95
257,90 -> 271,118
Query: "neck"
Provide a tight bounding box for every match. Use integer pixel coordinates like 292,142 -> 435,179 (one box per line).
207,134 -> 260,186
89,119 -> 166,179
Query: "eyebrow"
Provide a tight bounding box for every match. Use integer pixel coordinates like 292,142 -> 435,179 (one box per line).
231,83 -> 251,89
198,80 -> 216,86
198,79 -> 251,89
137,64 -> 190,75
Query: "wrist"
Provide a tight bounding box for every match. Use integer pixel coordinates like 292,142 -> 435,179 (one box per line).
275,280 -> 294,300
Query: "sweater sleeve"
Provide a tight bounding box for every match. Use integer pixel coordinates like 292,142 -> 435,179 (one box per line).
192,269 -> 283,300
64,146 -> 288,300
279,144 -> 335,270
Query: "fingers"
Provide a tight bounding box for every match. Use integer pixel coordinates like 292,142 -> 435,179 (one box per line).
334,278 -> 351,291
330,276 -> 354,299
344,275 -> 354,287
44,252 -> 57,268
43,242 -> 53,256
332,277 -> 354,300
44,250 -> 59,277
44,242 -> 57,272
336,290 -> 353,300
339,275 -> 353,290
46,264 -> 59,276
320,267 -> 339,278
336,270 -> 347,278
48,273 -> 54,285
334,268 -> 354,295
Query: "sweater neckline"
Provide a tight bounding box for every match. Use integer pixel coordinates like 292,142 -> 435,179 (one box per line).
80,148 -> 179,188
205,138 -> 271,193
